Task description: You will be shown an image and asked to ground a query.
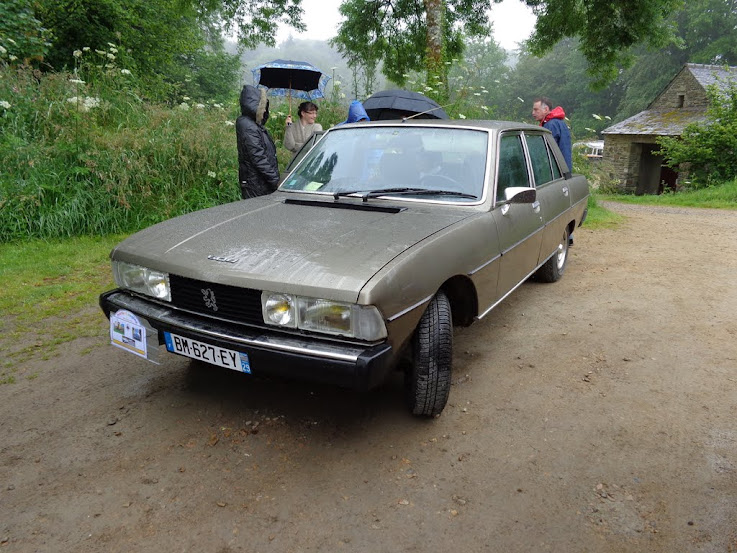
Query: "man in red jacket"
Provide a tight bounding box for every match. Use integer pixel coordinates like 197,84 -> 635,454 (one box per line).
532,97 -> 575,245
532,97 -> 572,171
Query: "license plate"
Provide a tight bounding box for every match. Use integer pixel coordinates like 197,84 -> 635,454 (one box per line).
164,332 -> 251,373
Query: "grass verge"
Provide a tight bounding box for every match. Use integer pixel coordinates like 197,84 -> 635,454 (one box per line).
0,234 -> 122,381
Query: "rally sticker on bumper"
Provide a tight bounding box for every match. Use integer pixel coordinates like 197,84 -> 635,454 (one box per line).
110,309 -> 147,359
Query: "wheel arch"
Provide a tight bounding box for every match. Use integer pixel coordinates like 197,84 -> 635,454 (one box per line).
440,275 -> 478,328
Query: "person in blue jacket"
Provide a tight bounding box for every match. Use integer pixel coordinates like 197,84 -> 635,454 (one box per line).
337,100 -> 370,125
532,97 -> 572,170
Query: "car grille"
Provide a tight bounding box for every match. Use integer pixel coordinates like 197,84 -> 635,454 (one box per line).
169,274 -> 263,327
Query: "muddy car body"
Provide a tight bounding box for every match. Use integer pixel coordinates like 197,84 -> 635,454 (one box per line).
100,120 -> 589,416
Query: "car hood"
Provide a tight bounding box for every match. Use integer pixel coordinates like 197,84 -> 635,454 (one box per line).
113,194 -> 473,302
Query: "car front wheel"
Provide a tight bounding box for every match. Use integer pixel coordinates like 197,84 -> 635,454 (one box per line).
535,227 -> 570,283
406,291 -> 453,417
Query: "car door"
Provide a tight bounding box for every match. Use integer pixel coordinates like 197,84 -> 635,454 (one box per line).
492,132 -> 544,298
524,132 -> 571,264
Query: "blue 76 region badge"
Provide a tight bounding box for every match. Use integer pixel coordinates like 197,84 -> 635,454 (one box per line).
110,309 -> 148,359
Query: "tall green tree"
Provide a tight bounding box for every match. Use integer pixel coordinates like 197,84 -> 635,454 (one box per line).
0,0 -> 51,63
332,0 -> 490,101
334,0 -> 685,96
35,0 -> 241,101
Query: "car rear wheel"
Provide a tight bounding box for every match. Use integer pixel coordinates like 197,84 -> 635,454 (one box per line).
535,227 -> 569,283
406,291 -> 453,417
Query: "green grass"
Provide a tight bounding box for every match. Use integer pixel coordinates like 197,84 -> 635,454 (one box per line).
583,192 -> 625,229
600,178 -> 737,210
0,234 -> 122,375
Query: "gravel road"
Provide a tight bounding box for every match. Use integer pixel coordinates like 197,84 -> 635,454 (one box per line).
2,202 -> 737,552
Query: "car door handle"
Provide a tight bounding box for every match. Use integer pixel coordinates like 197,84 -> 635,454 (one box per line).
532,200 -> 541,213
562,186 -> 569,197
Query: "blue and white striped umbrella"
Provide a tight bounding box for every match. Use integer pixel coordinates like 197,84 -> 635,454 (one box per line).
252,59 -> 331,101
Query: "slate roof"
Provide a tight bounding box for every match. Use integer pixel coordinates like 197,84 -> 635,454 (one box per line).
682,63 -> 737,93
603,63 -> 736,136
601,108 -> 707,136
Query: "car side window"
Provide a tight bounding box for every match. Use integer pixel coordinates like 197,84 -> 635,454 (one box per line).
525,134 -> 554,186
497,134 -> 530,202
546,135 -> 563,179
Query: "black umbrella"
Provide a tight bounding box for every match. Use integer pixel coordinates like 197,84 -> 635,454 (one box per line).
362,89 -> 449,120
252,60 -> 330,112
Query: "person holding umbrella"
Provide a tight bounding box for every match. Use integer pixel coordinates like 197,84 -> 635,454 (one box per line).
284,101 -> 322,154
236,84 -> 280,199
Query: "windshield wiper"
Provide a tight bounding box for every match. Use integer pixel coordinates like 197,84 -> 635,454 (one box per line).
333,188 -> 425,202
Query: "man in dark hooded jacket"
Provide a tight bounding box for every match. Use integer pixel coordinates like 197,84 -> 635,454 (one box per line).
531,97 -> 572,170
236,85 -> 280,199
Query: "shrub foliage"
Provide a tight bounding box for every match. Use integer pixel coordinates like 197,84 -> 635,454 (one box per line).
658,81 -> 737,188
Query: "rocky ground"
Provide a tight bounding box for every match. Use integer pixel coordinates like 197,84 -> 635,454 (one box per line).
2,202 -> 737,552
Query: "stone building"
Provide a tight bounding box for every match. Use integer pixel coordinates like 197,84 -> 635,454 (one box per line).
602,63 -> 736,194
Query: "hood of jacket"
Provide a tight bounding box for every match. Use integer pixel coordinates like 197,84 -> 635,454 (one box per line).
339,100 -> 370,125
541,105 -> 566,125
239,85 -> 269,124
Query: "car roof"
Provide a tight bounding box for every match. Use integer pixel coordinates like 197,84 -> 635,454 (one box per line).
334,119 -> 545,133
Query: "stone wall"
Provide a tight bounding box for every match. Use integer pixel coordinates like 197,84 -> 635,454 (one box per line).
651,70 -> 709,110
603,134 -> 660,193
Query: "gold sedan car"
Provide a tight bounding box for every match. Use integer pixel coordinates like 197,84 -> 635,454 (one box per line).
100,120 -> 588,417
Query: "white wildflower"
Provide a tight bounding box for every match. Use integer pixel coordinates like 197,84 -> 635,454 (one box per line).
195,103 -> 205,109
605,115 -> 611,120
69,78 -> 85,84
333,81 -> 341,86
592,113 -> 602,120
481,105 -> 489,112
109,47 -> 118,54
207,171 -> 217,178
105,64 -> 114,69
73,49 -> 82,58
213,103 -> 222,109
9,55 -> 17,61
121,69 -> 131,75
107,42 -> 117,48
458,113 -> 467,119
67,96 -> 79,103
494,79 -> 500,84
182,96 -> 190,101
83,47 -> 90,52
84,97 -> 100,110
178,102 -> 190,110
107,53 -> 115,60
7,38 -> 17,45
474,92 -> 481,96
517,97 -> 525,102
585,127 -> 596,133
0,101 -> 11,109
0,46 -> 6,55
95,49 -> 105,55
225,121 -> 235,126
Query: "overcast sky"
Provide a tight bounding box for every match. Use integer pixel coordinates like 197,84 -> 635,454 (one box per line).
276,0 -> 537,50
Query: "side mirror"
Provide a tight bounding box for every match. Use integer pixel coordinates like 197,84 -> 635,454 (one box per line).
504,187 -> 536,204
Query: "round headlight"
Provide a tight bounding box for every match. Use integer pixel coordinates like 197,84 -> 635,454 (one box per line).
263,294 -> 296,327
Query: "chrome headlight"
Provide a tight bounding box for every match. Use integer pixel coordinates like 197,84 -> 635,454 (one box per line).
261,292 -> 386,341
112,261 -> 171,302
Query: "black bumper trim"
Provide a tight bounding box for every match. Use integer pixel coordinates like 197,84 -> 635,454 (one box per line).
100,290 -> 396,391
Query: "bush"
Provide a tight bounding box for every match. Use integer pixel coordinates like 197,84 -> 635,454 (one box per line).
658,80 -> 737,189
0,63 -> 240,242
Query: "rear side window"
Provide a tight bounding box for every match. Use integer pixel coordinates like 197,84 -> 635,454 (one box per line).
525,134 -> 554,186
497,134 -> 530,202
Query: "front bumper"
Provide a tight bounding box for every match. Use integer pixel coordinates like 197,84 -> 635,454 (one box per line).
100,290 -> 396,391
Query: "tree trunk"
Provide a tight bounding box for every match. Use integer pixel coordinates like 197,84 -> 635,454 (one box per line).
424,0 -> 447,102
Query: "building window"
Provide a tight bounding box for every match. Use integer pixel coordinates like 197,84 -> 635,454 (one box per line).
677,94 -> 685,108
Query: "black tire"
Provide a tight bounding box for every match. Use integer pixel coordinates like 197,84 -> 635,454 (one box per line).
535,227 -> 570,283
405,291 -> 453,417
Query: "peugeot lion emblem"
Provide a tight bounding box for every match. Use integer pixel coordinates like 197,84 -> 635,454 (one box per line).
201,288 -> 218,311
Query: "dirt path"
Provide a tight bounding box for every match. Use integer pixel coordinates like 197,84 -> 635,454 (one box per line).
2,203 -> 737,552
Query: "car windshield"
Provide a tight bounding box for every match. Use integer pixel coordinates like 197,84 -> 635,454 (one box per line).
280,126 -> 489,203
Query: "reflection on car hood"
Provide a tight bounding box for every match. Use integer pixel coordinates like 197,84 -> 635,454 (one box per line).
113,194 -> 472,302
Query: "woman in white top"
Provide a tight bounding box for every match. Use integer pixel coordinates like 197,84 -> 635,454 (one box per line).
284,101 -> 323,154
